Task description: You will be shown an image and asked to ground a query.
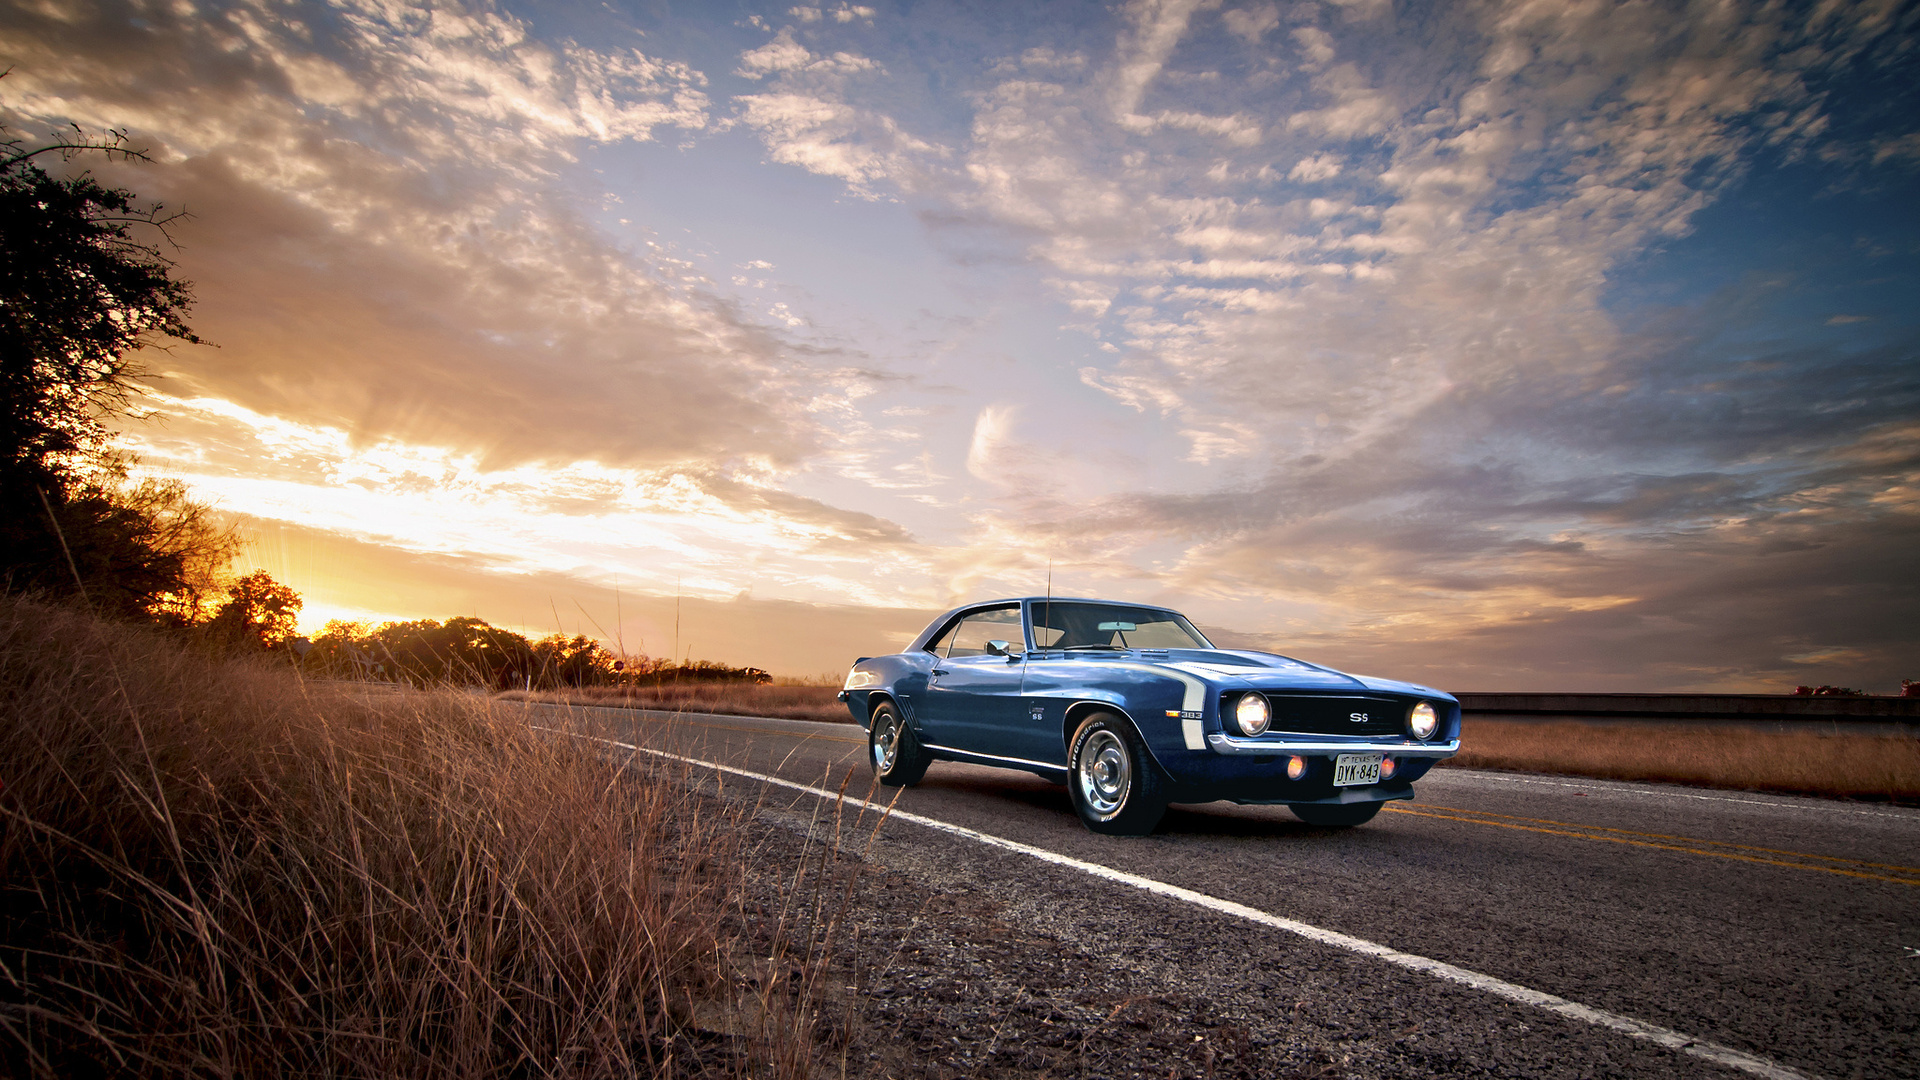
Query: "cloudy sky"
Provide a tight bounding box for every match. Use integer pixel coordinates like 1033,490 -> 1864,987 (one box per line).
3,0 -> 1916,690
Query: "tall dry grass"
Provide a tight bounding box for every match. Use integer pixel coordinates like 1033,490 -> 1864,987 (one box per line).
1444,717 -> 1920,801
505,684 -> 850,725
0,596 -> 841,1078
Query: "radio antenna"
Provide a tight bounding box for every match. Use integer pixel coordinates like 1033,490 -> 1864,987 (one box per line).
1044,559 -> 1052,652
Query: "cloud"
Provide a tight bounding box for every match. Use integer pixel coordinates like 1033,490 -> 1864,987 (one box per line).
965,404 -> 1021,481
736,27 -> 879,80
738,28 -> 817,77
0,0 -> 842,479
1287,152 -> 1342,181
883,0 -> 1917,687
1108,0 -> 1221,116
726,22 -> 943,197
733,91 -> 939,193
1221,3 -> 1279,44
231,517 -> 936,675
5,0 -> 1911,691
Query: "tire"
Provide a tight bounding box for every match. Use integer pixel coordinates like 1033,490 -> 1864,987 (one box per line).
1289,801 -> 1383,828
1067,713 -> 1166,836
868,700 -> 930,787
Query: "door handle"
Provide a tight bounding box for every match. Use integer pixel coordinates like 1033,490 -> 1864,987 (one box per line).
931,669 -> 949,676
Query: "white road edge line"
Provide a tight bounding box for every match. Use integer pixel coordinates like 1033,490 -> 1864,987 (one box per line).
558,726 -> 1818,1080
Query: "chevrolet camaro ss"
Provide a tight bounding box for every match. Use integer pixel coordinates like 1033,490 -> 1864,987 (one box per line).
837,598 -> 1461,835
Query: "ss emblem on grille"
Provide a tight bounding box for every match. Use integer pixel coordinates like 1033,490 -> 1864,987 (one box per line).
1349,712 -> 1370,723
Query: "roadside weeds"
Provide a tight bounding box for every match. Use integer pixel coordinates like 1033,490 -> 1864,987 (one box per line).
1445,717 -> 1920,803
0,596 -> 845,1078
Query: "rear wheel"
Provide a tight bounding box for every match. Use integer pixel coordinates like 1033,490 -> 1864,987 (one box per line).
1289,801 -> 1383,828
868,700 -> 930,786
1067,713 -> 1166,836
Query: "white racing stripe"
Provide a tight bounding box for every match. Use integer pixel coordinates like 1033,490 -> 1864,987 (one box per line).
559,725 -> 1819,1080
1105,661 -> 1208,748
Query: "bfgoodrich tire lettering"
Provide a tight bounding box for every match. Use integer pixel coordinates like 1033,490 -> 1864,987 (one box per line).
868,700 -> 930,786
1289,801 -> 1383,828
1068,712 -> 1166,836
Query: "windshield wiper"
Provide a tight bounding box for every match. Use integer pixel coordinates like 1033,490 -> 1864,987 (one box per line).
1062,644 -> 1124,651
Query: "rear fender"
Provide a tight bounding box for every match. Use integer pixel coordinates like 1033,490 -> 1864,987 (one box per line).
857,691 -> 903,731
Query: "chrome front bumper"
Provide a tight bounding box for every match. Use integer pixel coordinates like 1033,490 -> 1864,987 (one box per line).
1206,732 -> 1461,757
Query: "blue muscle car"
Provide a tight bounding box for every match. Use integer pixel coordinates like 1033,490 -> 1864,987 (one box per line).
838,598 -> 1460,835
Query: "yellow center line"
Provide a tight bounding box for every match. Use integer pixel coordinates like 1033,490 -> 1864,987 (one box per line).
1385,805 -> 1920,886
1411,801 -> 1920,873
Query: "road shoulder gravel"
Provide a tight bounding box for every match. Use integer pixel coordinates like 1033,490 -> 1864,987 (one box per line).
732,791 -> 1760,1080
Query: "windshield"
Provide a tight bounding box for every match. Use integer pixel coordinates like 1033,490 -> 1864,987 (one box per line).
1029,602 -> 1213,650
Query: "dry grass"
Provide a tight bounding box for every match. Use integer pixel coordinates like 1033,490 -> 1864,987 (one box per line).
1443,717 -> 1920,802
506,683 -> 852,725
0,596 -> 860,1078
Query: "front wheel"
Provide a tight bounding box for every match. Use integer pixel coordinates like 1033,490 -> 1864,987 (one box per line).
1068,713 -> 1166,836
868,701 -> 930,786
1289,801 -> 1383,828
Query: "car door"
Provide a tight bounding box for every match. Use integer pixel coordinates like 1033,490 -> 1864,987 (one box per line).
918,605 -> 1028,757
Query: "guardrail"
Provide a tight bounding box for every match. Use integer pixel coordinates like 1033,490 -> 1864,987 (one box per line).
1454,693 -> 1920,722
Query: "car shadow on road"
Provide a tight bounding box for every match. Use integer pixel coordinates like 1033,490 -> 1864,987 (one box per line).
1158,803 -> 1384,839
911,773 -> 1395,840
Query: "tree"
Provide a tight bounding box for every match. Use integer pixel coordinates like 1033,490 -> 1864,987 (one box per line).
202,571 -> 302,651
0,110 -> 235,619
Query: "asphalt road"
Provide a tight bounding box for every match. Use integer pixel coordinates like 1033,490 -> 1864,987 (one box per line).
537,704 -> 1920,1080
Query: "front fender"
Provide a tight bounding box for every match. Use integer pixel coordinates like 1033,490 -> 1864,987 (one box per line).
1045,669 -> 1203,773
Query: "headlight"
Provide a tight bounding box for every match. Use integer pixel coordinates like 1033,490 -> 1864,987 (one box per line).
1409,701 -> 1439,740
1234,692 -> 1271,737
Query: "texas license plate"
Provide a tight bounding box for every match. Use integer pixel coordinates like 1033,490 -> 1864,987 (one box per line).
1333,752 -> 1383,787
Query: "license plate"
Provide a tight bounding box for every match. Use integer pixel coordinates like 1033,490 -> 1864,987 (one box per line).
1333,752 -> 1383,787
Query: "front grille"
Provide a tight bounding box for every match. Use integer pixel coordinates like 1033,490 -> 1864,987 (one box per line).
1223,693 -> 1410,737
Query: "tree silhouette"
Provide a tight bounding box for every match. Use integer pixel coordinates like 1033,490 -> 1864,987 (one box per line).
0,110 -> 236,618
203,570 -> 302,651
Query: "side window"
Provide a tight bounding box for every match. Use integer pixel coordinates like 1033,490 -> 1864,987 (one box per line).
923,618 -> 965,656
942,607 -> 1022,658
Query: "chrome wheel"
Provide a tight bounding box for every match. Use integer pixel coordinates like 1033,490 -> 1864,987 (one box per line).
1076,728 -> 1131,819
1067,714 -> 1166,836
867,701 -> 929,787
871,711 -> 900,774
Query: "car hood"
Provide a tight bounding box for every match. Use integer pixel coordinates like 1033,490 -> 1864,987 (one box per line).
1103,649 -> 1454,700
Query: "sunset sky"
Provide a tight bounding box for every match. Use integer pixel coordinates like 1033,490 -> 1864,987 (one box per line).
3,0 -> 1915,690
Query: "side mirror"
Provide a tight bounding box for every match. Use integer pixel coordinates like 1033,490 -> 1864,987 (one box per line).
985,639 -> 1021,660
